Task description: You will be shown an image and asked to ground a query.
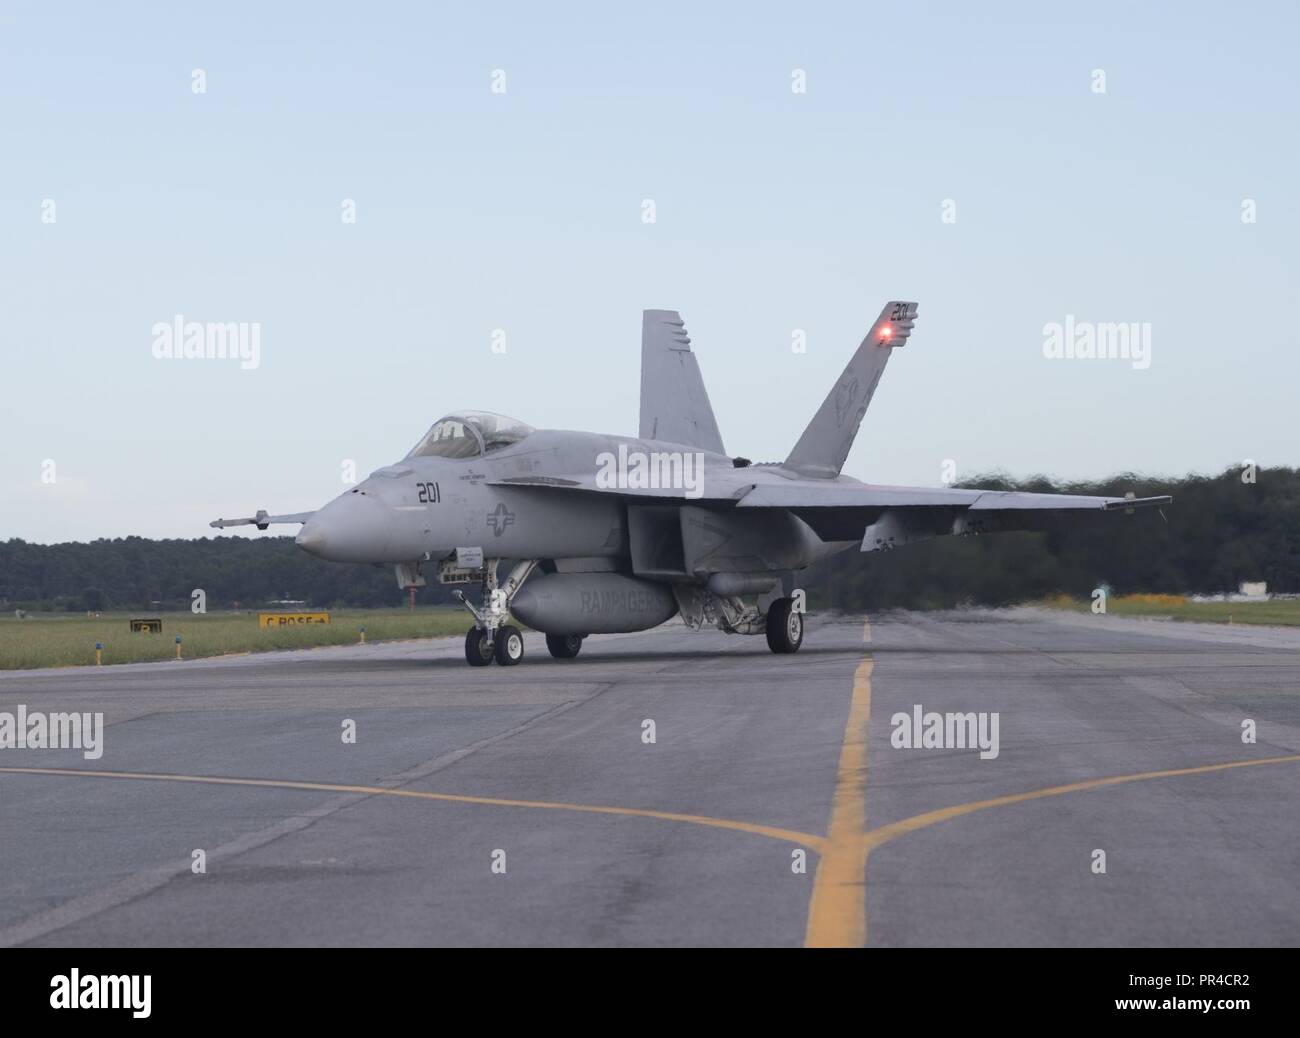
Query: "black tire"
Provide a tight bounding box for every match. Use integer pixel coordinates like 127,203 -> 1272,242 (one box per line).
494,625 -> 525,666
765,598 -> 804,654
465,627 -> 494,666
546,633 -> 584,659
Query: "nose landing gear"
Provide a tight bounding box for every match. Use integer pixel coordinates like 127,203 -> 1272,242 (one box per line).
494,625 -> 525,665
454,559 -> 538,667
465,627 -> 493,666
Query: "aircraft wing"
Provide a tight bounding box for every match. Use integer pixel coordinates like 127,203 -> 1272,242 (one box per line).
209,510 -> 315,531
735,483 -> 1169,511
734,483 -> 1170,551
487,472 -> 751,501
490,470 -> 1167,509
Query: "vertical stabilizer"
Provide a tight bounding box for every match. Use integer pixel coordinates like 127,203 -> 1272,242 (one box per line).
784,301 -> 918,477
639,309 -> 726,454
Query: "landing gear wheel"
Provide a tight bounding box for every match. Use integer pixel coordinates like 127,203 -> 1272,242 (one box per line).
545,633 -> 584,659
465,627 -> 493,666
765,598 -> 803,654
494,625 -> 525,666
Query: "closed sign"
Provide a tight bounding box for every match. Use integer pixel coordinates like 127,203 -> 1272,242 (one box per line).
258,612 -> 330,628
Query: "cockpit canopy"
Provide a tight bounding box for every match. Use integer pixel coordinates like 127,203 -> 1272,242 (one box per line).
406,412 -> 535,460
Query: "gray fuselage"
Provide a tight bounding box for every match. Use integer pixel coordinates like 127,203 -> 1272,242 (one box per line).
294,429 -> 851,577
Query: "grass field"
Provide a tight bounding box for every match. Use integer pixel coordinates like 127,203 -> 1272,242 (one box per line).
1038,594 -> 1300,627
0,608 -> 470,670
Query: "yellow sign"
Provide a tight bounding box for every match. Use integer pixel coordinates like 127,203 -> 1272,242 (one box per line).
258,612 -> 330,628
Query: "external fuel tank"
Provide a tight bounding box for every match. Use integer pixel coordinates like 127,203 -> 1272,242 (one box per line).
509,573 -> 678,635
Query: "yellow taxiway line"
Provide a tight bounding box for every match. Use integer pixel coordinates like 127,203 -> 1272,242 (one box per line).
802,614 -> 1300,947
5,605 -> 1299,949
862,753 -> 1300,857
0,765 -> 826,851
802,654 -> 873,947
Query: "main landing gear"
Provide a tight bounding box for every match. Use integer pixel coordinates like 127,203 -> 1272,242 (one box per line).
545,633 -> 585,659
454,559 -> 537,667
765,597 -> 804,654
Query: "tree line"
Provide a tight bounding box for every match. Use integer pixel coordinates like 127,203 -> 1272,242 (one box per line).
0,534 -> 460,612
2,466 -> 1295,613
802,465 -> 1300,610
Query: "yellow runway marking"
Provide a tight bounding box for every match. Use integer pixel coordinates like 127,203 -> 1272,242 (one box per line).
0,766 -> 825,851
802,618 -> 873,948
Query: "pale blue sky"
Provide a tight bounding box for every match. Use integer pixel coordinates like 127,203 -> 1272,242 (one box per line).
2,1 -> 1297,542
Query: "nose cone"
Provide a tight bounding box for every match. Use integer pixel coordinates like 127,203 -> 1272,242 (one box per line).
296,492 -> 392,562
295,522 -> 328,556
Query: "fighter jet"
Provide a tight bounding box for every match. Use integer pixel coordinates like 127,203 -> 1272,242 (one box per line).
211,302 -> 1170,666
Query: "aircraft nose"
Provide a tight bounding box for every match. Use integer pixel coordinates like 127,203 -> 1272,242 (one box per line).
295,521 -> 328,556
295,492 -> 392,562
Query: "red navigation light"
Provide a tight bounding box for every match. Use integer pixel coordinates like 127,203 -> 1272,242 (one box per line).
879,325 -> 893,339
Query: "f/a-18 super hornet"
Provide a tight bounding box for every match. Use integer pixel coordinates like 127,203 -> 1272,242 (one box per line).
212,301 -> 1170,666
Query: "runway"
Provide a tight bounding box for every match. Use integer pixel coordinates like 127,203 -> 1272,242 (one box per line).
2,608 -> 1299,947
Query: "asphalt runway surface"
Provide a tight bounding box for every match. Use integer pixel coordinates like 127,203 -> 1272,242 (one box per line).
2,608 -> 1298,947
